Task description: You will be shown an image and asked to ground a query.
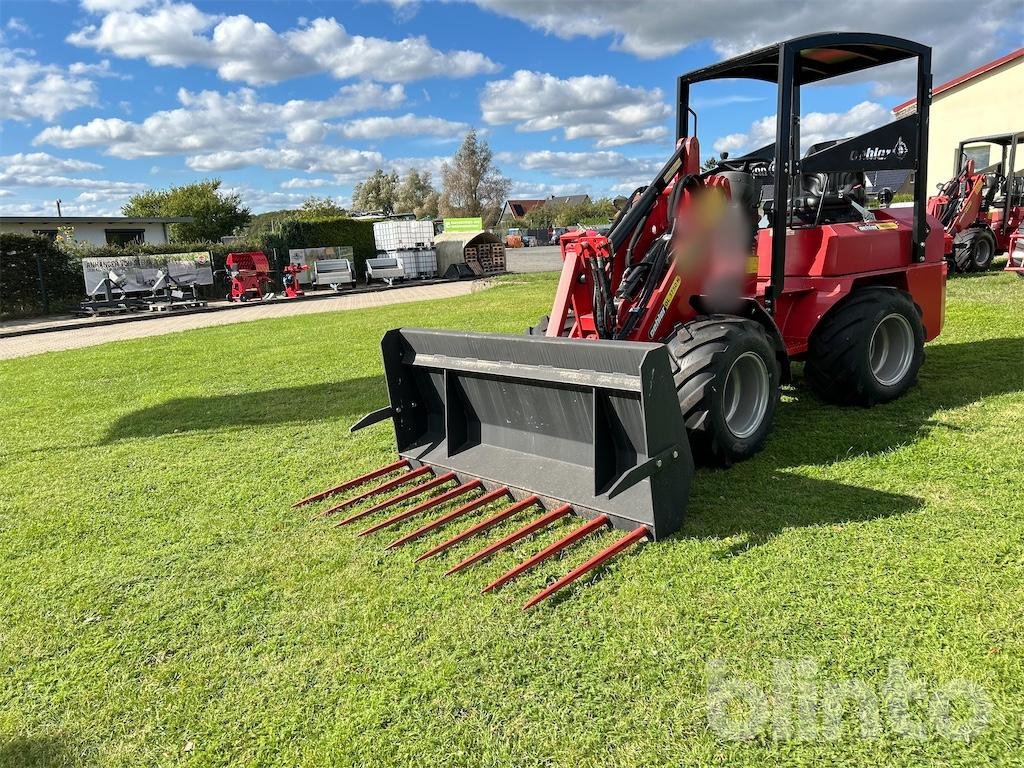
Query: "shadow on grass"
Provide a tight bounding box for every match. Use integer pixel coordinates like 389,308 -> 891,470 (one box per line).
770,336 -> 1023,469
679,336 -> 1023,553
0,734 -> 77,767
101,376 -> 384,443
682,470 -> 924,558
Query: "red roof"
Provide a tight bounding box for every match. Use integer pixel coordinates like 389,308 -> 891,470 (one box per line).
503,199 -> 545,218
893,47 -> 1024,112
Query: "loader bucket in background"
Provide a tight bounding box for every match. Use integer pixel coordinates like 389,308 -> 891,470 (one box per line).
296,328 -> 695,609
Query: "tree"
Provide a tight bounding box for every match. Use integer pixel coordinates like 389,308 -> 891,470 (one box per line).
122,179 -> 250,242
299,196 -> 347,219
522,197 -> 616,229
440,129 -> 511,227
701,155 -> 724,172
352,169 -> 399,214
395,169 -> 439,219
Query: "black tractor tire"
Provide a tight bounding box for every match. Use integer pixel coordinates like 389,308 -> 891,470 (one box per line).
667,317 -> 780,466
805,287 -> 924,406
952,228 -> 997,272
527,313 -> 574,336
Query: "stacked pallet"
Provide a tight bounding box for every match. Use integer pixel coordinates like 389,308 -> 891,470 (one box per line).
463,242 -> 506,275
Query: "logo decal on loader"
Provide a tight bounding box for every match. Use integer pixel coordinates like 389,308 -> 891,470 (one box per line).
648,275 -> 681,339
850,136 -> 909,163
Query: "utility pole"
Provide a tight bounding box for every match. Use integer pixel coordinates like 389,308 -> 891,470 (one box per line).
56,199 -> 62,217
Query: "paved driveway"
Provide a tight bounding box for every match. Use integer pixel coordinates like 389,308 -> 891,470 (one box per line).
0,281 -> 477,361
505,245 -> 562,273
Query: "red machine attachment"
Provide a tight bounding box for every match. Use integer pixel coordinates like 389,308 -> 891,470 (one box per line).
282,262 -> 308,298
225,251 -> 272,302
298,463 -> 653,610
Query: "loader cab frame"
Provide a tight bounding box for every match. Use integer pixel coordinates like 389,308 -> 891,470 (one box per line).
954,131 -> 1023,236
675,33 -> 933,312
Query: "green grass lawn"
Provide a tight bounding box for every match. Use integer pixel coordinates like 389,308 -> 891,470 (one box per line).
1,272 -> 1022,767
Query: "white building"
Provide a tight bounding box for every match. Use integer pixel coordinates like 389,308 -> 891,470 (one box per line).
0,216 -> 193,246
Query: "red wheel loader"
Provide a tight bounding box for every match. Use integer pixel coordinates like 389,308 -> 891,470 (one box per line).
926,131 -> 1024,273
296,33 -> 946,609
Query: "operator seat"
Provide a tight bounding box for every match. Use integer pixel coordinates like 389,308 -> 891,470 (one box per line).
982,173 -> 1002,210
762,170 -> 868,226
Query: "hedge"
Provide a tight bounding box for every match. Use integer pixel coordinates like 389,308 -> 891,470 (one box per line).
0,233 -> 81,319
270,217 -> 377,278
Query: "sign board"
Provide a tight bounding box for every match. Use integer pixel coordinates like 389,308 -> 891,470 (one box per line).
442,217 -> 483,233
289,246 -> 354,285
81,252 -> 213,296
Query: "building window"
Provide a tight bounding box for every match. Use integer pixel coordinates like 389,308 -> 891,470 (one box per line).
962,146 -> 991,173
32,229 -> 59,241
105,229 -> 145,246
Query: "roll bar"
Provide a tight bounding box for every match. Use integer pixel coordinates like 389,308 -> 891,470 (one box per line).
676,33 -> 932,311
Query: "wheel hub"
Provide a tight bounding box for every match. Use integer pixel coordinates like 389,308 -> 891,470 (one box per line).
723,351 -> 770,439
869,313 -> 914,387
974,236 -> 993,268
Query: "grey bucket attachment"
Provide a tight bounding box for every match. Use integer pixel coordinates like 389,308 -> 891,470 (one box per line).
354,328 -> 694,540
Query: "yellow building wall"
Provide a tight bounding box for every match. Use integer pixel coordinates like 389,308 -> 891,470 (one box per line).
923,57 -> 1024,191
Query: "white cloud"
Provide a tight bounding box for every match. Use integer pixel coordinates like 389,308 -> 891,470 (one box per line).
280,177 -> 333,189
0,152 -> 102,175
506,150 -> 662,180
68,2 -> 499,85
81,0 -> 151,11
5,17 -> 32,36
186,146 -> 384,183
336,114 -> 469,141
508,180 -> 592,199
0,49 -> 98,121
67,59 -> 127,78
286,120 -> 329,145
466,0 -> 1020,94
481,70 -> 670,148
0,152 -> 146,201
34,83 -> 405,158
221,184 -> 349,214
712,101 -> 890,155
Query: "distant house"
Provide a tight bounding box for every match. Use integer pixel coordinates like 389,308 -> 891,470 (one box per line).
498,194 -> 594,225
0,216 -> 193,246
544,194 -> 590,208
498,199 -> 545,225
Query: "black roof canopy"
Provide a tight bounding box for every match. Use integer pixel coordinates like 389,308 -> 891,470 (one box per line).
680,32 -> 928,86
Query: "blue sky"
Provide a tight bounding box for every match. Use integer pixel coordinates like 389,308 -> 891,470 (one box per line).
1,0 -> 1021,216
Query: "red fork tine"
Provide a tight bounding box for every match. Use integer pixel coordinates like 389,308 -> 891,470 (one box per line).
357,480 -> 483,537
522,527 -> 649,610
293,459 -> 409,507
416,495 -> 539,562
444,504 -> 573,576
333,472 -> 456,526
317,465 -> 432,518
385,487 -> 511,550
482,514 -> 610,593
